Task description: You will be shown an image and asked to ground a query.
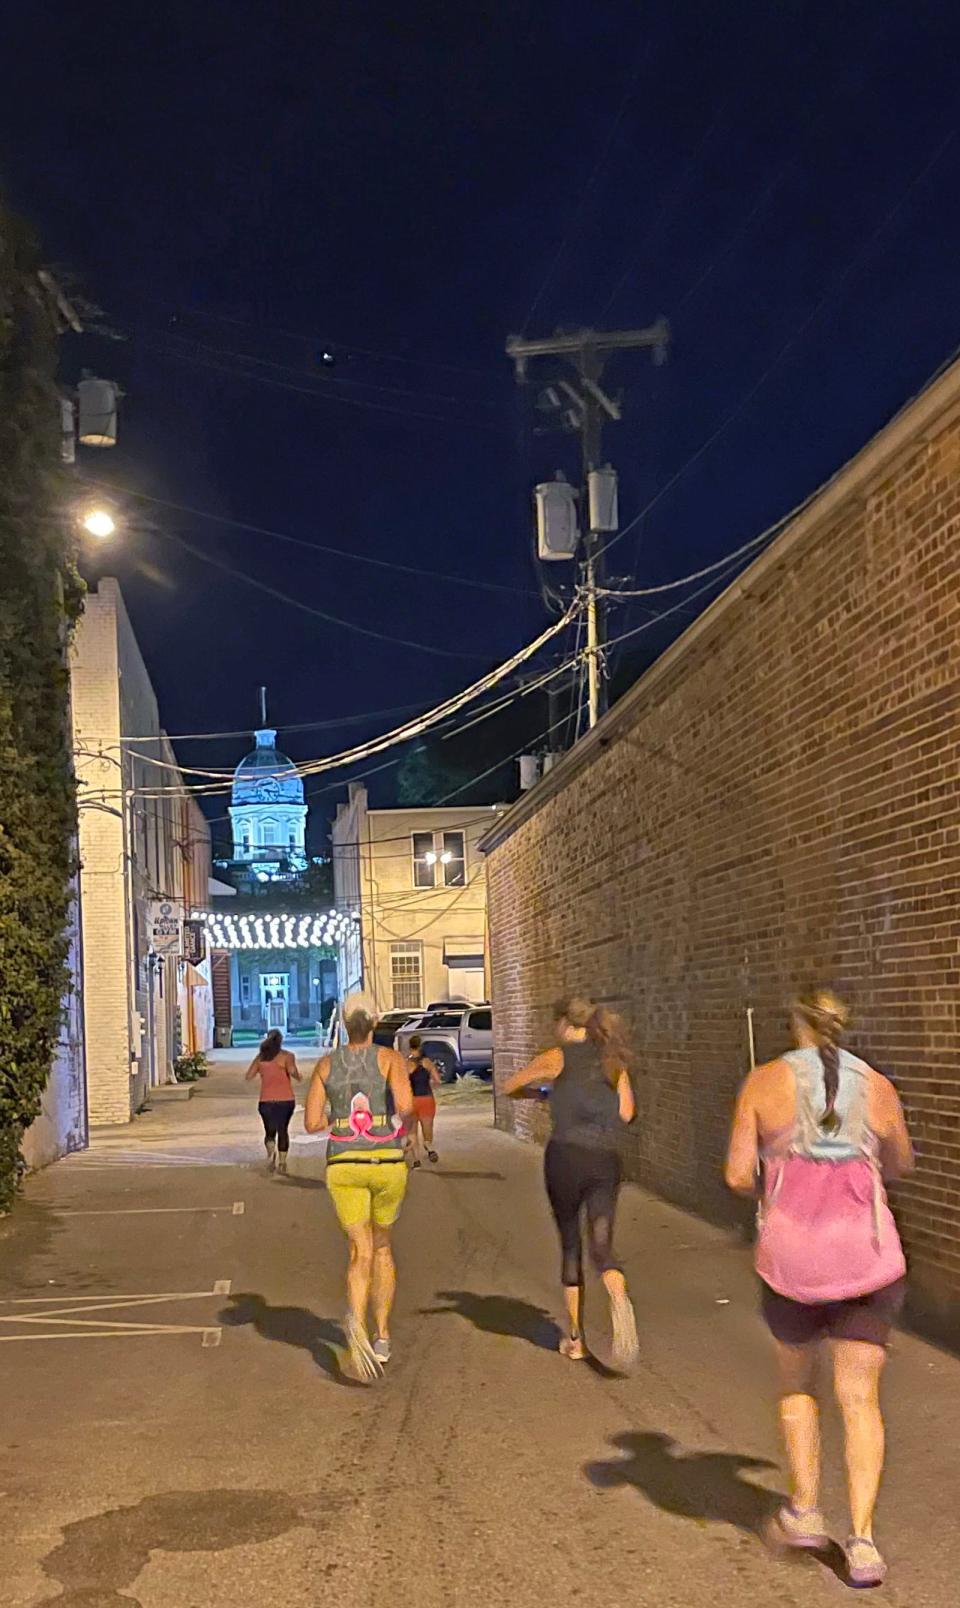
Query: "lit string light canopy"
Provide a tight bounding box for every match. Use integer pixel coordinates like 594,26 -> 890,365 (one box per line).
195,907 -> 358,951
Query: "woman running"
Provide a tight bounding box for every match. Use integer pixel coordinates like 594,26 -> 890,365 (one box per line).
725,989 -> 914,1588
245,1029 -> 302,1174
305,995 -> 414,1380
503,996 -> 639,1368
406,1034 -> 441,1168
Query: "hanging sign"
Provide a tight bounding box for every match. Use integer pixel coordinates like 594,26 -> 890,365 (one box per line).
149,899 -> 184,957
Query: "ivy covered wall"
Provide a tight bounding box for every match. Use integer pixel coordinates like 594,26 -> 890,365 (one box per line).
0,203 -> 81,1211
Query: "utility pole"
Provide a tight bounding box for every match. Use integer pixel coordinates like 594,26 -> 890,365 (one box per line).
507,320 -> 669,728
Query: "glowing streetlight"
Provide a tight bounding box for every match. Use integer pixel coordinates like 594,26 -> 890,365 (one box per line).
81,507 -> 116,539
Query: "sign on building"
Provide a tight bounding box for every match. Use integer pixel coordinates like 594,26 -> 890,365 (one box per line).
182,918 -> 207,966
149,900 -> 184,957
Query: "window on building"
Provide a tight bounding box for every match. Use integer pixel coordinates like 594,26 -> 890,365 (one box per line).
412,831 -> 435,889
262,819 -> 277,846
411,829 -> 466,888
441,830 -> 465,887
240,825 -> 251,855
390,942 -> 423,1010
288,829 -> 297,850
240,974 -> 250,1005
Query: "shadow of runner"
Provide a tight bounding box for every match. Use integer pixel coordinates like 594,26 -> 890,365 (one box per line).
420,1290 -> 560,1350
219,1292 -> 361,1386
416,1169 -> 505,1181
585,1431 -> 781,1537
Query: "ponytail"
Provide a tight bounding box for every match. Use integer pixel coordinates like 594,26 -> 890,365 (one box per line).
587,1007 -> 631,1089
792,989 -> 849,1133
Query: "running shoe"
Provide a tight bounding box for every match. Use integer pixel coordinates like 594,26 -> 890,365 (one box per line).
426,1150 -> 439,1164
276,1153 -> 287,1175
345,1315 -> 382,1383
609,1287 -> 640,1369
559,1335 -> 586,1360
767,1504 -> 829,1550
845,1537 -> 887,1588
373,1337 -> 392,1365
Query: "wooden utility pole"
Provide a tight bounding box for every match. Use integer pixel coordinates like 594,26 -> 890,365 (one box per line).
507,320 -> 669,728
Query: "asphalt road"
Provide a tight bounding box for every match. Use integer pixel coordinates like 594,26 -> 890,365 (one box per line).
1,1052 -> 957,1607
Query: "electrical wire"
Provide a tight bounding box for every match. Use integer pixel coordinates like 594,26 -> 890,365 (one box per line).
595,122 -> 958,570
80,477 -> 539,599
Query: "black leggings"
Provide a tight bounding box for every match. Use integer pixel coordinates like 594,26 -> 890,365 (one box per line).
259,1100 -> 295,1153
544,1140 -> 622,1287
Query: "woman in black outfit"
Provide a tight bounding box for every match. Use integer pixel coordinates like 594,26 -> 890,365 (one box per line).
503,996 -> 638,1366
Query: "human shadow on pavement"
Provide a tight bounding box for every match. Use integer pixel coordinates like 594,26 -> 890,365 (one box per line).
416,1168 -> 505,1181
219,1292 -> 360,1386
585,1431 -> 782,1537
420,1290 -> 560,1350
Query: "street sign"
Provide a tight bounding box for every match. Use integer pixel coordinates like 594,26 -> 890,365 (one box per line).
183,918 -> 207,966
149,900 -> 183,957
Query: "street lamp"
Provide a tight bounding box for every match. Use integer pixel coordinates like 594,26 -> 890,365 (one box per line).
81,507 -> 117,540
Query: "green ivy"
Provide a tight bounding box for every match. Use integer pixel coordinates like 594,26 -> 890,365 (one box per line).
0,204 -> 81,1212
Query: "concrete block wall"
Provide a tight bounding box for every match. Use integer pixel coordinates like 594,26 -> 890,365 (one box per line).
484,362 -> 960,1335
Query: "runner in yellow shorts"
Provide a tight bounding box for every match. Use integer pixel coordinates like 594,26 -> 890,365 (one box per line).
306,994 -> 413,1380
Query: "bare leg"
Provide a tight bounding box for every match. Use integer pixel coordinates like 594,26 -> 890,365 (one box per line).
371,1225 -> 396,1342
408,1116 -> 421,1165
422,1110 -> 437,1159
773,1339 -> 822,1513
346,1223 -> 374,1330
560,1283 -> 585,1358
834,1340 -> 886,1540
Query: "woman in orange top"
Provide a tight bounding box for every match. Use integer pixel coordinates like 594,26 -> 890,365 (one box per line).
245,1029 -> 302,1173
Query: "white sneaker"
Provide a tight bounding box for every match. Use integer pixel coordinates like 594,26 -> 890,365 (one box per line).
373,1337 -> 391,1365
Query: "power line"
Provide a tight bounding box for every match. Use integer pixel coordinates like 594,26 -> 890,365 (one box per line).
148,528 -> 493,660
596,122 -> 958,569
81,477 -> 539,599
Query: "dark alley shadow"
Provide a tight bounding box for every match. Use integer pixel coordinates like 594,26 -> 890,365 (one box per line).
420,1289 -> 560,1350
219,1292 -> 360,1386
585,1431 -> 781,1537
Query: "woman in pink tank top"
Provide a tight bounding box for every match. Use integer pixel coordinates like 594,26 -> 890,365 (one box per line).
726,990 -> 914,1589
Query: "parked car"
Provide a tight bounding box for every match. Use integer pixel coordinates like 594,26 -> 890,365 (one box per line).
373,1009 -> 422,1048
394,1005 -> 493,1083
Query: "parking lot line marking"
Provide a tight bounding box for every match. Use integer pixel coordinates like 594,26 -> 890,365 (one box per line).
0,1288 -> 226,1306
2,1315 -> 209,1332
232,1201 -> 245,1215
0,1327 -> 213,1343
202,1329 -> 222,1347
213,1278 -> 232,1295
56,1206 -> 239,1217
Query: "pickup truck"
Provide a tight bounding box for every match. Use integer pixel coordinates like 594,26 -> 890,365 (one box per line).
394,1005 -> 493,1083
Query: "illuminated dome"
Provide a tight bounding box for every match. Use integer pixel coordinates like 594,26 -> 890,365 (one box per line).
229,728 -> 307,866
232,728 -> 304,806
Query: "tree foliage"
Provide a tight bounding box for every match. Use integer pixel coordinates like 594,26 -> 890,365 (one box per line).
0,204 -> 80,1211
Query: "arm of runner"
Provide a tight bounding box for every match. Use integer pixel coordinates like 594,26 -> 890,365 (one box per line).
615,1069 -> 636,1124
423,1056 -> 442,1088
244,1056 -> 260,1081
288,1053 -> 303,1082
873,1073 -> 915,1180
725,1069 -> 761,1194
384,1047 -> 414,1124
502,1047 -> 563,1098
304,1055 -> 331,1133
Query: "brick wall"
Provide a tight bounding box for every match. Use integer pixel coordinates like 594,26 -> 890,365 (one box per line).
484,361 -> 960,1336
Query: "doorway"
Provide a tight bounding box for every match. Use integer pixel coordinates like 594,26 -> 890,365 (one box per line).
260,972 -> 289,1033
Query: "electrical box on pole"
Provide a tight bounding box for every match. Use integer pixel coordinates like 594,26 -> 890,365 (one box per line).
534,473 -> 579,561
588,465 -> 619,533
77,377 -> 119,447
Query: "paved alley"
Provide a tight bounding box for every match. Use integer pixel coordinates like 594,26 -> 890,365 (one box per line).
1,1053 -> 957,1607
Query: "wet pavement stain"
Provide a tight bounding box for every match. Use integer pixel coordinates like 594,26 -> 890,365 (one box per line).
40,1487 -> 303,1605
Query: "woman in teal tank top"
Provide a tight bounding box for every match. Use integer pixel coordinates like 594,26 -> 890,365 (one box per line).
306,994 -> 413,1381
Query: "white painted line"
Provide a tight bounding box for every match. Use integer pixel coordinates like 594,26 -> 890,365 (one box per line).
0,1329 -> 212,1343
56,1206 -> 239,1217
1,1288 -> 227,1306
202,1328 -> 222,1347
1,1315 -> 209,1333
232,1201 -> 245,1215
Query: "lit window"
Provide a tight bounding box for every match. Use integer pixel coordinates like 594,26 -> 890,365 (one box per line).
262,820 -> 277,846
412,832 -> 435,889
442,831 -> 465,887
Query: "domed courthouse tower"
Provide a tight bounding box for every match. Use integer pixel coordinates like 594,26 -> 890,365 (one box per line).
228,727 -> 307,881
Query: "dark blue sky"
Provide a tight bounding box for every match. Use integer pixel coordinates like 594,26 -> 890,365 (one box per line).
4,1 -> 958,827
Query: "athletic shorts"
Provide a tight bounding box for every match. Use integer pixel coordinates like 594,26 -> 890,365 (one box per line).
326,1160 -> 408,1231
412,1095 -> 436,1122
760,1277 -> 906,1348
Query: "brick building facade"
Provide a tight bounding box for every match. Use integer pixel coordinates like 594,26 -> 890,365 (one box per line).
482,357 -> 960,1337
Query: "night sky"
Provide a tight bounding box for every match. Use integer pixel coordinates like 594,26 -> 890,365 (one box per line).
4,2 -> 959,842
